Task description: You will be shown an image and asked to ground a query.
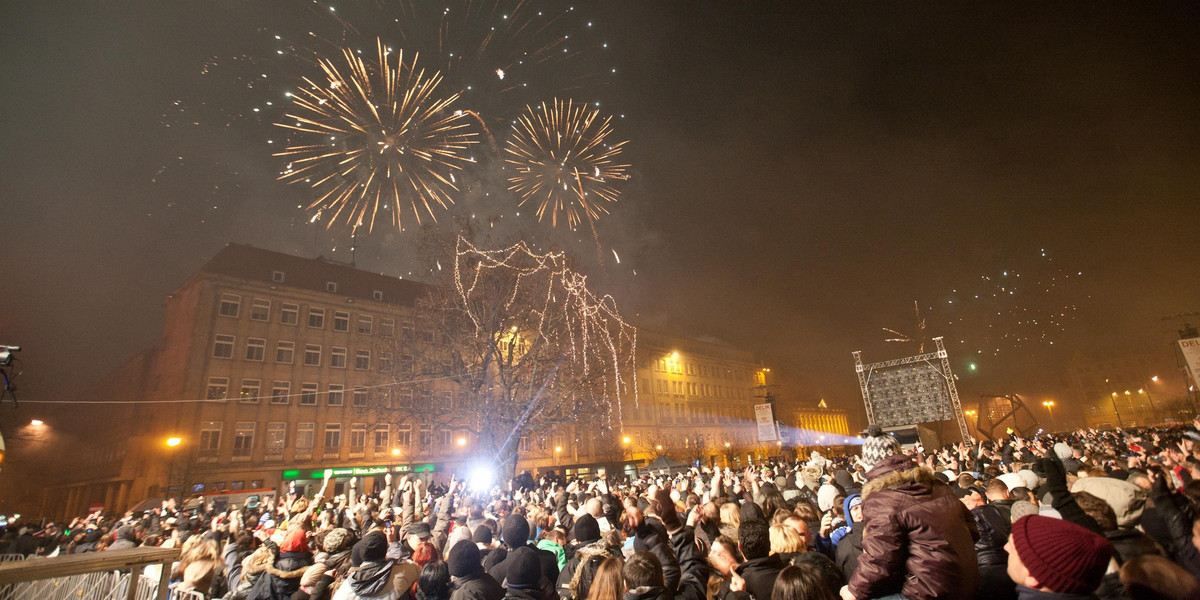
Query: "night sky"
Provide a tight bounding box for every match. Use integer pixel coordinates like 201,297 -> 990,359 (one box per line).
3,1 -> 1199,430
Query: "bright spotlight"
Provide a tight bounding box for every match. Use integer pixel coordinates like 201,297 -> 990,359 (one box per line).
467,466 -> 494,491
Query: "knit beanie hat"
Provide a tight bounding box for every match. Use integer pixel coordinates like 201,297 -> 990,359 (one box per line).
1009,500 -> 1039,524
502,515 -> 530,547
504,546 -> 542,588
859,425 -> 902,471
352,530 -> 388,564
816,484 -> 840,513
571,514 -> 601,544
323,528 -> 350,553
1053,442 -> 1073,460
472,525 -> 493,545
448,539 -> 483,578
1010,515 -> 1113,594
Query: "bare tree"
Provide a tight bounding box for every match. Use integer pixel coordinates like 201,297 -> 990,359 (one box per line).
373,237 -> 636,476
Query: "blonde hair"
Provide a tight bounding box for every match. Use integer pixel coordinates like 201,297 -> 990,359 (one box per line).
585,556 -> 625,600
769,524 -> 804,555
719,503 -> 741,528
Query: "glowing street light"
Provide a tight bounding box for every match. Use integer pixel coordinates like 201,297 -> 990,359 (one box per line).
29,420 -> 43,426
655,444 -> 663,451
724,441 -> 731,448
457,437 -> 467,446
165,436 -> 182,447
1151,375 -> 1159,382
391,448 -> 401,456
622,436 -> 631,445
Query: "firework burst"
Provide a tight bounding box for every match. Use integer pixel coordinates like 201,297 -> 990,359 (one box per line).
504,98 -> 629,230
274,39 -> 478,233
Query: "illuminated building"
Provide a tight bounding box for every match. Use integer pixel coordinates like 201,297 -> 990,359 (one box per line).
790,399 -> 850,446
46,244 -> 773,516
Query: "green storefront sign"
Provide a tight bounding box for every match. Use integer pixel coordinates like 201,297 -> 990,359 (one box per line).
281,463 -> 437,480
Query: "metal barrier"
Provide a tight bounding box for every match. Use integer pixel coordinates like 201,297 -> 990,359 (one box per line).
0,548 -> 179,600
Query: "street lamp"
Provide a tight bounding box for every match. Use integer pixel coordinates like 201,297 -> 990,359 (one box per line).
165,436 -> 183,501
30,419 -> 43,427
166,437 -> 182,447
391,448 -> 401,456
1110,392 -> 1124,427
1042,401 -> 1055,431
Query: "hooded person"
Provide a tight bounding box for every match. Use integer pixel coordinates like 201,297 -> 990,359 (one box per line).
449,539 -> 505,600
486,514 -> 559,595
501,547 -> 547,600
842,424 -> 981,600
250,527 -> 314,600
107,525 -> 140,551
829,495 -> 860,548
556,521 -> 622,600
833,496 -> 865,583
333,531 -> 396,600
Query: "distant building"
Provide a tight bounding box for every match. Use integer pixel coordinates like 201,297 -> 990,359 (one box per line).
790,399 -> 850,446
47,244 -> 770,517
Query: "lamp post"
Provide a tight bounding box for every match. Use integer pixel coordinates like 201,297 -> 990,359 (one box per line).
165,436 -> 183,500
1110,392 -> 1124,428
1042,401 -> 1055,432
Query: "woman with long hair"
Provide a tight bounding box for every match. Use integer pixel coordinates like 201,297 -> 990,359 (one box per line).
584,556 -> 625,600
771,564 -> 836,600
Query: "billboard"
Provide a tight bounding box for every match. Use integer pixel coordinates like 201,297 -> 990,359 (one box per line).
1180,338 -> 1200,387
754,403 -> 778,442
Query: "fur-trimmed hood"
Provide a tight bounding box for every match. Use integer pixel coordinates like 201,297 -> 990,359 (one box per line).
568,539 -> 622,600
861,455 -> 939,499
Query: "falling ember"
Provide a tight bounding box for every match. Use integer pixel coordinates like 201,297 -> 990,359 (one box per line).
496,68 -> 505,79
274,39 -> 478,233
504,98 -> 630,230
612,249 -> 620,263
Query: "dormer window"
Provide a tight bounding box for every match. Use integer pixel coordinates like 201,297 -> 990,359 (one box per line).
373,290 -> 384,301
272,270 -> 285,283
326,281 -> 338,293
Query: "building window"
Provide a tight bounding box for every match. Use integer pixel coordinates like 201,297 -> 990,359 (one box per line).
207,377 -> 229,400
296,423 -> 314,452
399,354 -> 414,376
351,424 -> 366,449
213,334 -> 235,359
301,383 -> 318,406
357,316 -> 373,335
266,423 -> 286,458
272,270 -> 285,283
355,350 -> 371,370
330,347 -> 347,369
218,294 -> 240,318
395,388 -> 412,409
419,425 -> 433,447
233,423 -> 255,458
271,381 -> 290,404
245,338 -> 266,362
328,384 -> 344,406
379,352 -> 393,371
240,379 -> 260,403
438,429 -> 451,447
200,422 -> 221,455
325,281 -> 338,293
250,479 -> 263,488
308,308 -> 325,329
402,323 -> 415,342
374,426 -> 389,450
250,298 -> 270,322
333,311 -> 350,332
281,303 -> 299,325
275,341 -> 294,364
324,424 -> 341,452
304,344 -> 321,367
230,481 -> 245,491
397,425 -> 411,446
380,319 -> 394,338
353,388 -> 368,407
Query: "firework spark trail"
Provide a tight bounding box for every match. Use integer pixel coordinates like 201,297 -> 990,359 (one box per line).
505,98 -> 629,230
274,39 -> 478,233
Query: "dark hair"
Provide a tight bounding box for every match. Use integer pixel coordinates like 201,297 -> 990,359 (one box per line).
416,561 -> 451,600
622,551 -> 663,589
738,519 -> 771,560
1120,554 -> 1200,600
1073,491 -> 1118,531
761,493 -> 789,522
770,564 -> 837,600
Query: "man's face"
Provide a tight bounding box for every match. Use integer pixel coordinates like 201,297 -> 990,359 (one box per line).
707,541 -> 738,577
1004,535 -> 1034,587
849,504 -> 863,523
785,518 -> 811,548
962,491 -> 985,510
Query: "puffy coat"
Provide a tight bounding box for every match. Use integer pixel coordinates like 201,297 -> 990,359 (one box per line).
972,500 -> 1013,566
732,555 -> 784,600
846,454 -> 980,600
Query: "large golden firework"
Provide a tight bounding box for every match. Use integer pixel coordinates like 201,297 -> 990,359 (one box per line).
274,39 -> 477,233
504,99 -> 629,230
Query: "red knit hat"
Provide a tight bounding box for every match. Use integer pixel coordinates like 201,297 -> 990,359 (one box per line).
1010,515 -> 1113,594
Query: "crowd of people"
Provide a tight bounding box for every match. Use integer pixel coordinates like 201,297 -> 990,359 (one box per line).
7,421 -> 1200,600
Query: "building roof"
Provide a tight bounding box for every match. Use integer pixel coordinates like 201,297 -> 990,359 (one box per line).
195,243 -> 431,306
